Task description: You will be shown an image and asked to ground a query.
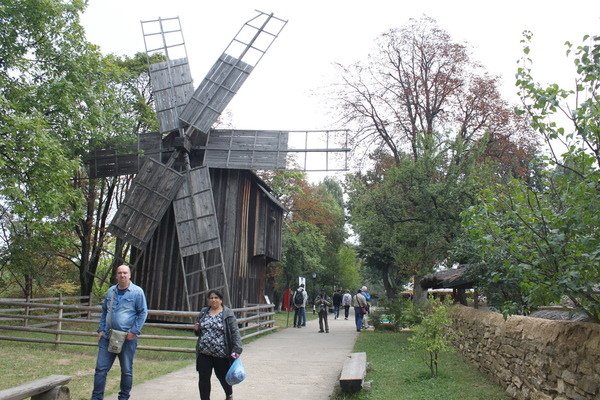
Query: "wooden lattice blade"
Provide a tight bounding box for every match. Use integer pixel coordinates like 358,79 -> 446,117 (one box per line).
149,58 -> 194,134
86,133 -> 162,179
173,166 -> 221,257
204,129 -> 289,169
179,53 -> 253,135
108,158 -> 185,249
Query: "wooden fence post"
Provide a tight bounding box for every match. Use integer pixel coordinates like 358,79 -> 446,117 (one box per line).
242,300 -> 248,327
55,293 -> 63,349
87,295 -> 93,319
257,304 -> 262,333
24,295 -> 30,327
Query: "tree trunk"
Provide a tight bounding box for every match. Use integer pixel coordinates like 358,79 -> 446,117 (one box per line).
413,274 -> 428,306
23,273 -> 33,298
382,265 -> 398,299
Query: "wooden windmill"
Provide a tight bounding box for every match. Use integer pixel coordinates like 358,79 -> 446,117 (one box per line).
87,11 -> 349,311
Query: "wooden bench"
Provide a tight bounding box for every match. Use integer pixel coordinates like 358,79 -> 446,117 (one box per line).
339,352 -> 367,393
0,375 -> 71,400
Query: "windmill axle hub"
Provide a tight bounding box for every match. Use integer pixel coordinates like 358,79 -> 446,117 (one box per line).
173,136 -> 192,154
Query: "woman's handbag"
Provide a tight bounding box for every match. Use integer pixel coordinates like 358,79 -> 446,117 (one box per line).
108,329 -> 128,354
225,358 -> 246,385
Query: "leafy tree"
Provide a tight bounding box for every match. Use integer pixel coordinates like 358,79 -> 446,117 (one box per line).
458,33 -> 600,322
0,0 -> 93,296
0,1 -> 157,297
332,243 -> 362,292
339,16 -> 536,303
279,220 -> 326,290
72,52 -> 159,298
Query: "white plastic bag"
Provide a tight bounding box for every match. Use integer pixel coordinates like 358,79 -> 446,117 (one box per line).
225,358 -> 246,385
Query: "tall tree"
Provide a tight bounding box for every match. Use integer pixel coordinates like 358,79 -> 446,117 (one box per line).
73,52 -> 159,298
0,0 -> 94,296
339,16 -> 536,301
0,0 -> 156,297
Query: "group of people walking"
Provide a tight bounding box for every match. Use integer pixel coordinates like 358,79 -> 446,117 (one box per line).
289,285 -> 372,334
91,264 -> 373,400
91,264 -> 242,400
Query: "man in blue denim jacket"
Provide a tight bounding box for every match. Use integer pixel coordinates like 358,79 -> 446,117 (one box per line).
92,264 -> 148,400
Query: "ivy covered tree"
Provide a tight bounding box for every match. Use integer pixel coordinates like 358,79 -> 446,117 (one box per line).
459,33 -> 600,322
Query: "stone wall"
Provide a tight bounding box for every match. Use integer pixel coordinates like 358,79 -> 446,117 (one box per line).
450,306 -> 600,400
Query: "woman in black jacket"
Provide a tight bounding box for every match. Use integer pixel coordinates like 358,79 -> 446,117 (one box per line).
194,289 -> 243,400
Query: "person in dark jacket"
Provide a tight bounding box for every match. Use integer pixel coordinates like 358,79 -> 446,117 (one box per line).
194,289 -> 243,400
332,289 -> 343,319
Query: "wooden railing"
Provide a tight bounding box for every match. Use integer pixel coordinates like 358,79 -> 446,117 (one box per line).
0,297 -> 276,353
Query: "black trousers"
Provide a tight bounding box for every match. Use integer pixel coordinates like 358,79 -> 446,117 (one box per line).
343,305 -> 350,318
197,353 -> 232,400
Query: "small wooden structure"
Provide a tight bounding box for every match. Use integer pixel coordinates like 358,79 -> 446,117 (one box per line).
339,352 -> 367,393
0,375 -> 71,400
420,265 -> 474,306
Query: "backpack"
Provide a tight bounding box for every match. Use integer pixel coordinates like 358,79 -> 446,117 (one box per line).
293,290 -> 304,306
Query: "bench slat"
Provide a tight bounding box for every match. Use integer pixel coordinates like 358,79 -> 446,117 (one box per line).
339,352 -> 367,393
0,375 -> 71,400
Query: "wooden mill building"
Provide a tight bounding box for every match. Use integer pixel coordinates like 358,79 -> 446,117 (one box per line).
130,166 -> 284,311
130,130 -> 284,311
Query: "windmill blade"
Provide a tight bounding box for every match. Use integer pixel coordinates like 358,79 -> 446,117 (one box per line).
86,133 -> 163,179
203,129 -> 289,170
199,129 -> 352,172
108,158 -> 185,249
173,166 -> 232,307
179,11 -> 287,137
141,17 -> 193,134
149,58 -> 195,134
172,166 -> 221,257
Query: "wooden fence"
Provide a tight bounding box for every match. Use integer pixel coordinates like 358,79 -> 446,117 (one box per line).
0,296 -> 276,353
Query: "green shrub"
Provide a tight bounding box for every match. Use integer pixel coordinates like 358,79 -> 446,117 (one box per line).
408,300 -> 453,377
371,296 -> 424,330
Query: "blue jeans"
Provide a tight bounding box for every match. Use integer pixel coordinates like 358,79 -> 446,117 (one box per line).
92,335 -> 138,400
333,305 -> 340,318
354,307 -> 364,331
293,307 -> 306,326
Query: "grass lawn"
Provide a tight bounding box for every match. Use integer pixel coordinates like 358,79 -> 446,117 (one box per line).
331,329 -> 509,400
0,323 -> 195,400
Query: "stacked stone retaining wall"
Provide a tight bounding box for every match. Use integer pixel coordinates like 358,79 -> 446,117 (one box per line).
451,305 -> 600,400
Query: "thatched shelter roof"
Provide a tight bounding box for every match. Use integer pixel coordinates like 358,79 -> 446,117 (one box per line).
420,265 -> 473,290
529,308 -> 591,322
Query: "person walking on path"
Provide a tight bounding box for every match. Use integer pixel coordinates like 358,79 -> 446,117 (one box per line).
92,264 -> 148,400
315,288 -> 331,333
291,283 -> 308,328
360,286 -> 372,329
352,289 -> 368,332
332,289 -> 342,319
194,289 -> 243,400
341,289 -> 352,320
111,308 -> 360,400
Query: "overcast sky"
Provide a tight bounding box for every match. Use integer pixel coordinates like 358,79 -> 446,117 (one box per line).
82,1 -> 599,126
81,0 -> 600,173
